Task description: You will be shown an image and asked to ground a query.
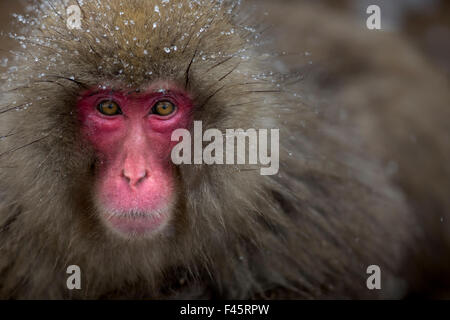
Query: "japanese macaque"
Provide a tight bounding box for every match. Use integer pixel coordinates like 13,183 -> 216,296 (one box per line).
0,0 -> 449,299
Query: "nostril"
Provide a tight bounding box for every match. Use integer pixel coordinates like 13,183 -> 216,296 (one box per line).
121,169 -> 148,186
136,170 -> 148,185
121,170 -> 131,184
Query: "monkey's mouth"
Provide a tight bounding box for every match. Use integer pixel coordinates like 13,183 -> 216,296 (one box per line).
100,208 -> 170,237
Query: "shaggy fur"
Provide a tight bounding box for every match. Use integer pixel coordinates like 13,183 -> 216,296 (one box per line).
0,0 -> 448,299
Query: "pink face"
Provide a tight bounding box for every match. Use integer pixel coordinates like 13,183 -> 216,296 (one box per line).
77,82 -> 192,237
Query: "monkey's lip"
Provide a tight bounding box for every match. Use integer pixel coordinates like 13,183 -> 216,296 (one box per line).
101,208 -> 169,237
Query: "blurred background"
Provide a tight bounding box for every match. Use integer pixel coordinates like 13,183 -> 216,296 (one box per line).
318,0 -> 450,78
264,0 -> 450,78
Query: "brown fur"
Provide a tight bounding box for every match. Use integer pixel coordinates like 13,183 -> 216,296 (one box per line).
0,0 -> 448,299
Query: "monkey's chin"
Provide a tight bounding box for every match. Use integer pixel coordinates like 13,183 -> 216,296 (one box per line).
100,207 -> 170,238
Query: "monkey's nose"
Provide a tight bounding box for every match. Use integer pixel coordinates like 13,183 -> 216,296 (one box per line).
121,168 -> 149,186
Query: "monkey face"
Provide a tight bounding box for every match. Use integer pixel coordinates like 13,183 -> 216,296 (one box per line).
77,82 -> 193,238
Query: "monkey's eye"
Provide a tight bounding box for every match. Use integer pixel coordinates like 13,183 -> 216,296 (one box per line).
97,100 -> 122,116
151,101 -> 176,117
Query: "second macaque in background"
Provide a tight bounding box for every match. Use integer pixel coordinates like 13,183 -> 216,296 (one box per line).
258,0 -> 450,297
